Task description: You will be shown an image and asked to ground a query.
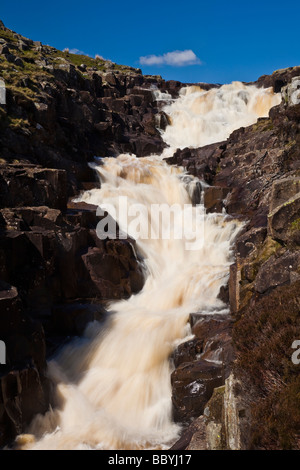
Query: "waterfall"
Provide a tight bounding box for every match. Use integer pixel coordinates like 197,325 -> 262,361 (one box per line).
162,82 -> 281,149
16,82 -> 280,450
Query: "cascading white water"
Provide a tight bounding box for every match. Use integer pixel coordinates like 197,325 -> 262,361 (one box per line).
162,81 -> 281,149
16,81 -> 280,450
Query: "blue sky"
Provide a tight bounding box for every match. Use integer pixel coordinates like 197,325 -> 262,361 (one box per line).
1,0 -> 300,84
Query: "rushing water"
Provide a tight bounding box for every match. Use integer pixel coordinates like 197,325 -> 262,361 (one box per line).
16,82 -> 280,450
162,81 -> 281,148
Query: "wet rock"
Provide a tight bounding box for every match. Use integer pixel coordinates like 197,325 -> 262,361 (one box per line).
165,142 -> 225,185
191,313 -> 234,377
0,202 -> 144,326
170,375 -> 253,451
1,206 -> 63,231
172,338 -> 203,368
65,200 -> 99,228
0,367 -> 50,447
185,416 -> 208,450
170,415 -> 207,450
171,313 -> 231,427
217,284 -> 229,304
0,279 -> 50,446
133,134 -> 165,157
52,302 -> 107,336
203,186 -> 230,213
171,359 -> 223,423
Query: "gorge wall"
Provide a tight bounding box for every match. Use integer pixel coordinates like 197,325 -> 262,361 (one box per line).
0,21 -> 174,445
166,74 -> 300,450
0,20 -> 299,449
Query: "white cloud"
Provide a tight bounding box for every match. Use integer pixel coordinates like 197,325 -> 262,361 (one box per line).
95,54 -> 105,60
69,48 -> 86,55
139,50 -> 201,67
63,47 -> 86,55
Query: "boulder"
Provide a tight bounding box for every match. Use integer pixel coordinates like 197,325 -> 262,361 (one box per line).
0,367 -> 50,447
236,227 -> 267,259
170,415 -> 207,450
171,359 -> 223,423
204,186 -> 230,213
172,338 -> 203,368
0,44 -> 9,55
269,178 -> 300,213
171,312 -> 234,425
0,166 -> 68,211
268,190 -> 300,245
254,250 -> 300,294
191,313 -> 234,377
281,76 -> 300,105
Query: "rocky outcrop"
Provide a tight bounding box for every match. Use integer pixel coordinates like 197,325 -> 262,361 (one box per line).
171,313 -> 234,428
0,22 -> 182,199
282,76 -> 300,106
169,80 -> 300,449
0,21 -> 176,446
255,66 -> 300,92
0,193 -> 145,446
171,374 -> 254,450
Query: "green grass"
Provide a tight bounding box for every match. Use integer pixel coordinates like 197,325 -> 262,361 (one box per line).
0,28 -> 17,43
290,217 -> 300,232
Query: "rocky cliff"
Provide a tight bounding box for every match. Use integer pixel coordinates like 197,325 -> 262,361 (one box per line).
0,20 -> 299,450
0,21 -> 182,446
167,69 -> 300,450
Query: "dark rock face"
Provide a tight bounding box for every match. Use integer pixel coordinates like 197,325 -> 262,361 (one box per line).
0,200 -> 144,323
255,66 -> 300,92
165,143 -> 225,186
0,22 -> 176,446
0,280 -> 50,446
171,360 -> 223,423
203,186 -> 230,214
0,198 -> 145,446
254,250 -> 300,294
0,366 -> 50,445
268,178 -> 300,245
0,23 -> 184,201
169,87 -> 300,449
0,23 -> 196,181
0,165 -> 68,210
171,313 -> 233,425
